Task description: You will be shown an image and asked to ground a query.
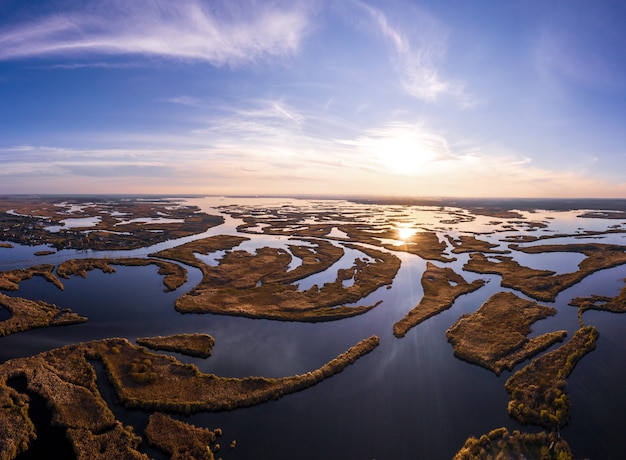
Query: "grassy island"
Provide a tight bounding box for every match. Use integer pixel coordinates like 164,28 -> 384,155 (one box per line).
454,427 -> 573,460
170,240 -> 400,322
464,242 -> 626,302
0,264 -> 64,291
505,325 -> 598,428
0,335 -> 378,458
393,263 -> 484,338
89,335 -> 380,413
57,258 -> 187,292
0,342 -> 146,459
446,235 -> 510,254
145,412 -> 221,460
569,278 -> 626,314
0,243 -> 13,248
0,293 -> 87,336
33,250 -> 56,256
446,292 -> 567,375
136,334 -> 215,358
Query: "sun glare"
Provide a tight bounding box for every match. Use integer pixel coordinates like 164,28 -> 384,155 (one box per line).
396,226 -> 416,240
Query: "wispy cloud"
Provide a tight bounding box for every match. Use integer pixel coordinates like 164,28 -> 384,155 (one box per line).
355,1 -> 475,106
0,0 -> 313,67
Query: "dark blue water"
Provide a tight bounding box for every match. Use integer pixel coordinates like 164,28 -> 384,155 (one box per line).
1,210 -> 626,458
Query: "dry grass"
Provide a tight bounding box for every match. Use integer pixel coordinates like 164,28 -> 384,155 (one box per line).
172,242 -> 399,321
446,235 -> 510,254
0,293 -> 87,337
86,335 -> 379,413
446,292 -> 567,375
136,334 -> 215,358
453,427 -> 572,460
0,264 -> 64,291
145,413 -> 218,460
0,197 -> 224,251
57,257 -> 187,292
569,278 -> 626,314
68,423 -> 148,460
465,242 -> 626,302
0,340 -> 148,458
393,263 -> 485,338
505,326 -> 598,428
0,243 -> 13,249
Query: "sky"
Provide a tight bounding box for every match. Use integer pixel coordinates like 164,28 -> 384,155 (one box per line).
1,0 -> 625,198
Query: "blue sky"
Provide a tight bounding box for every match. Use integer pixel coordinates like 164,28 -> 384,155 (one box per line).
1,0 -> 625,197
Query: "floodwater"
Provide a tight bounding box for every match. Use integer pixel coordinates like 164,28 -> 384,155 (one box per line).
1,197 -> 626,459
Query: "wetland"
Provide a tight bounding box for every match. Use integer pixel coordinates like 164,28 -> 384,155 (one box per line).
0,195 -> 625,459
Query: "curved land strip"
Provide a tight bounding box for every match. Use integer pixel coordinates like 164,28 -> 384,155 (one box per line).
57,258 -> 187,292
170,241 -> 400,321
505,326 -> 598,429
0,242 -> 13,248
0,335 -> 378,458
0,264 -> 64,291
88,335 -> 379,413
503,227 -> 626,244
136,334 -> 215,358
0,197 -> 224,250
570,279 -> 626,314
393,263 -> 485,338
464,242 -> 626,302
446,235 -> 510,254
33,250 -> 56,256
445,292 -> 567,375
145,412 -> 222,459
0,293 -> 87,336
454,427 -> 573,460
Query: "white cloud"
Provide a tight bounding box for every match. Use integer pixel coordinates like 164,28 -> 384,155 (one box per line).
0,0 -> 313,67
355,1 -> 475,106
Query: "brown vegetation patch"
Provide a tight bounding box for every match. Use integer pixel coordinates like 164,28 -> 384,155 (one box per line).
446,235 -> 510,254
136,334 -> 215,358
453,427 -> 572,460
505,326 -> 598,428
0,264 -> 64,291
569,278 -> 626,314
57,257 -> 187,292
464,242 -> 626,301
0,341 -> 146,458
33,250 -> 55,256
86,335 -> 379,413
151,235 -> 250,275
446,292 -> 566,375
0,243 -> 13,248
68,423 -> 148,460
170,240 -> 399,321
0,293 -> 87,336
393,263 -> 484,338
0,197 -> 224,250
145,412 -> 219,460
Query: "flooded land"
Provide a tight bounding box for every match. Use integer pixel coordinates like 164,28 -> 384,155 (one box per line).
0,195 -> 625,459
